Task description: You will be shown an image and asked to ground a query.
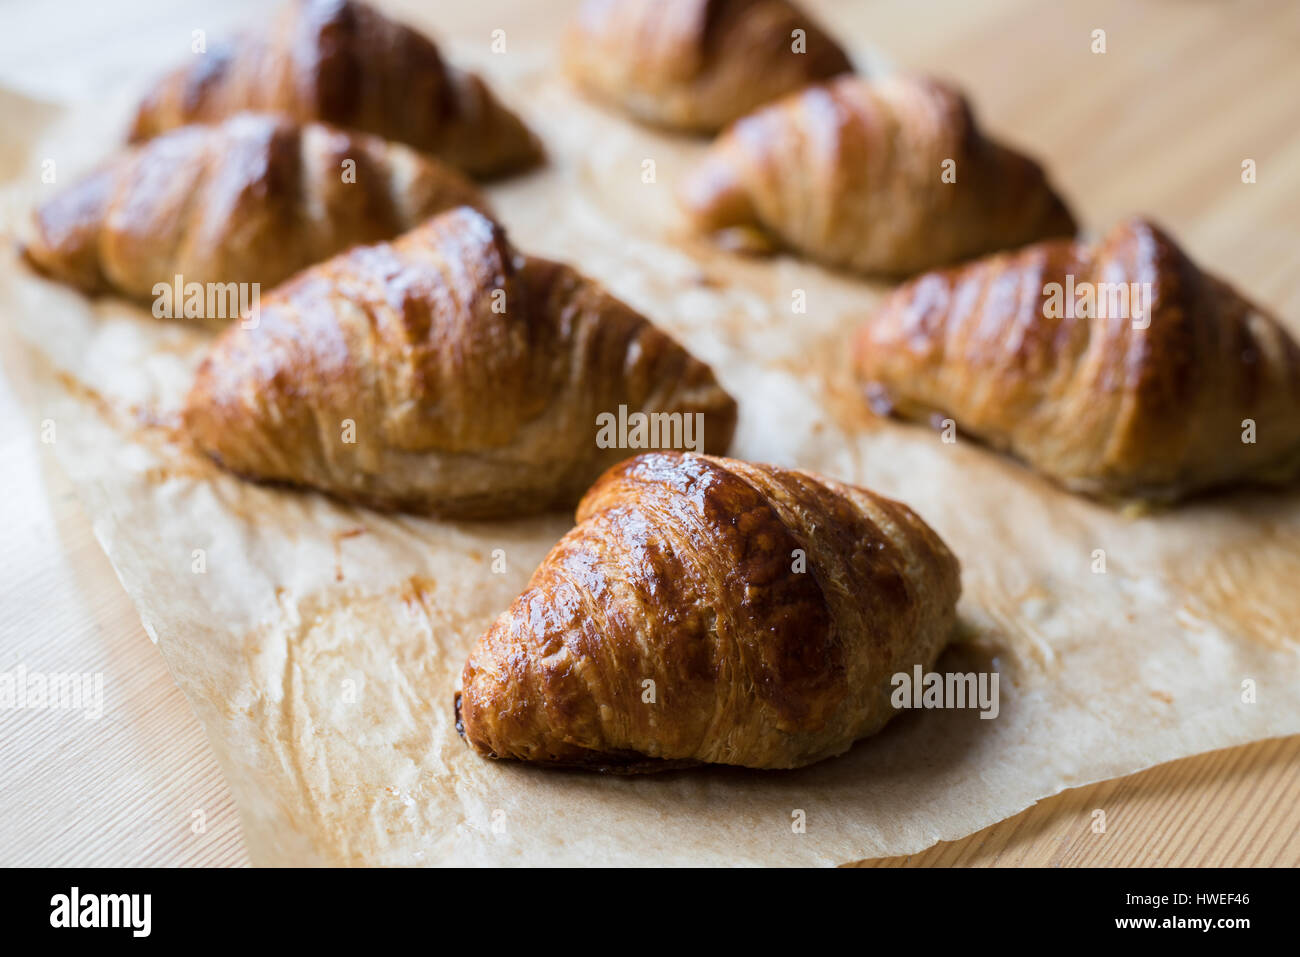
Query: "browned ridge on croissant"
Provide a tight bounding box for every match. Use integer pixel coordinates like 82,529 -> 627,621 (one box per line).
129,0 -> 541,178
854,217 -> 1300,502
22,113 -> 488,304
564,0 -> 853,133
183,207 -> 738,518
680,74 -> 1077,275
458,452 -> 962,771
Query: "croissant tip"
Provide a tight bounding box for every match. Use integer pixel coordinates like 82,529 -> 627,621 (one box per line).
1053,196 -> 1080,237
470,134 -> 547,181
16,238 -> 46,279
124,117 -> 148,146
19,217 -> 106,296
678,158 -> 756,235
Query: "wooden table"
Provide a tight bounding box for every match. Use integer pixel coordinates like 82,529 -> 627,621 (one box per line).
1,0 -> 1297,867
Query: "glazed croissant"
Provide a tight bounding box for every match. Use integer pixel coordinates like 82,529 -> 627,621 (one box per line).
23,113 -> 487,304
184,208 -> 738,517
129,0 -> 541,179
680,74 -> 1077,275
853,217 -> 1300,501
564,0 -> 852,133
458,452 -> 962,771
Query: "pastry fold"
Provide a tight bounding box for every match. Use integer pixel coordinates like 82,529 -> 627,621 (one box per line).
23,113 -> 487,303
565,0 -> 852,132
183,208 -> 738,517
459,452 -> 961,771
853,217 -> 1300,501
129,0 -> 541,178
680,74 -> 1076,275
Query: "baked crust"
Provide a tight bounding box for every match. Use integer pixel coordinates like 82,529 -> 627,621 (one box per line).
459,452 -> 961,770
129,0 -> 541,178
23,113 -> 487,301
680,74 -> 1076,275
853,217 -> 1300,500
564,0 -> 852,133
183,208 -> 738,517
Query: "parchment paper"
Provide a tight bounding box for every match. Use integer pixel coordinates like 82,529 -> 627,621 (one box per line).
2,35 -> 1298,866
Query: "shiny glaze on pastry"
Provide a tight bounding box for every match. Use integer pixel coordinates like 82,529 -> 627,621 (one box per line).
459,452 -> 961,770
681,74 -> 1076,275
24,113 -> 487,302
854,217 -> 1300,500
565,0 -> 852,132
184,209 -> 738,517
129,0 -> 541,178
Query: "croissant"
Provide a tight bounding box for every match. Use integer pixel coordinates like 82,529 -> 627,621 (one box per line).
680,74 -> 1077,275
853,217 -> 1300,501
23,113 -> 488,304
128,0 -> 541,179
457,452 -> 962,771
183,207 -> 738,517
564,0 -> 853,133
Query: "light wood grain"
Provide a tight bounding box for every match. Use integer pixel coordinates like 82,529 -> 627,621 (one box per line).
0,319 -> 250,867
0,0 -> 1296,867
856,735 -> 1300,867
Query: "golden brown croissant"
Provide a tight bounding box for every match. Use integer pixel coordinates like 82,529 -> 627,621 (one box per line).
129,0 -> 541,178
680,74 -> 1077,275
458,452 -> 962,771
183,208 -> 738,517
564,0 -> 853,133
853,217 -> 1300,501
23,113 -> 488,304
